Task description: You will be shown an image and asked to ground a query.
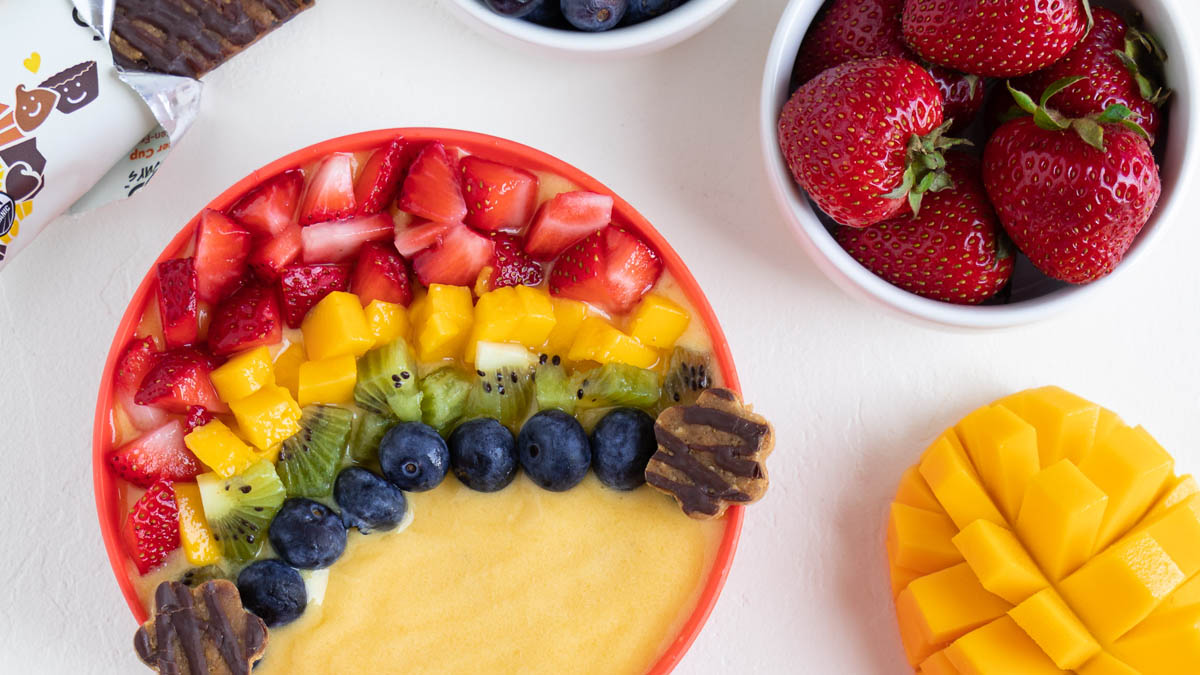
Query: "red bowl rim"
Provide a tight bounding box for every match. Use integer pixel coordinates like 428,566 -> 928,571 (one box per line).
92,128 -> 744,674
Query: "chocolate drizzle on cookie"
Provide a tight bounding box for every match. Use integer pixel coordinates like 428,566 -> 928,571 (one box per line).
646,388 -> 774,519
133,580 -> 267,675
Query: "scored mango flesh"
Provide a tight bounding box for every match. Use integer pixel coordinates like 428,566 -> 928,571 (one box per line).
888,386 -> 1199,675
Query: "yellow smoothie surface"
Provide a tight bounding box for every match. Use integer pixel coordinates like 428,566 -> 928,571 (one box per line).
257,474 -> 726,675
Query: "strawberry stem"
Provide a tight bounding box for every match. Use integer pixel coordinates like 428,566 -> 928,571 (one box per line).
1081,0 -> 1094,33
879,121 -> 970,216
1115,22 -> 1170,106
1004,79 -> 1150,151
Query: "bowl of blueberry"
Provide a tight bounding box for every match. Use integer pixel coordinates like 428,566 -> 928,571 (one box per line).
444,0 -> 739,57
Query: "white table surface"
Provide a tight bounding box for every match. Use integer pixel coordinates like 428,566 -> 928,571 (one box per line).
3,0 -> 1200,672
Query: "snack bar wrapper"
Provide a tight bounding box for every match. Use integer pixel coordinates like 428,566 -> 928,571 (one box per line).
0,0 -> 201,270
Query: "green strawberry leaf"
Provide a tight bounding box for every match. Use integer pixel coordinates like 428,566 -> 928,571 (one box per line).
1071,118 -> 1106,152
1081,0 -> 1094,32
1006,82 -> 1039,115
1040,76 -> 1088,108
1096,104 -> 1133,124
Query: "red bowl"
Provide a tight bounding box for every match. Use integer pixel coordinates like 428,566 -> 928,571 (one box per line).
92,128 -> 744,673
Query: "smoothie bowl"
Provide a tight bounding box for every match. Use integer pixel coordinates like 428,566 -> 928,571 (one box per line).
92,129 -> 772,673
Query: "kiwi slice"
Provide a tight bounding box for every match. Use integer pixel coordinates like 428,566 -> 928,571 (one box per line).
534,355 -> 576,415
572,363 -> 661,411
659,347 -> 713,410
421,367 -> 472,434
355,337 -> 422,421
180,565 -> 228,588
349,411 -> 395,464
277,405 -> 354,497
465,342 -> 536,432
197,460 -> 285,563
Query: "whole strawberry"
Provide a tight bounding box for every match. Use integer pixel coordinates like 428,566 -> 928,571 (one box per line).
1014,8 -> 1167,143
983,84 -> 1160,284
778,57 -> 959,228
836,155 -> 1012,304
903,0 -> 1089,78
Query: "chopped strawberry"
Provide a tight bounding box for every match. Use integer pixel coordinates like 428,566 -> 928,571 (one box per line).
351,241 -> 412,306
355,138 -> 416,215
301,213 -> 394,263
108,420 -> 202,488
398,142 -> 468,223
524,191 -> 613,261
248,223 -> 302,281
207,283 -> 283,356
393,220 -> 456,258
194,210 -> 252,303
135,349 -> 229,414
228,169 -> 303,237
548,227 -> 663,314
460,156 -> 540,232
279,263 -> 352,328
299,153 -> 358,224
122,479 -> 180,575
156,258 -> 198,349
412,224 -> 496,287
184,406 -> 215,433
114,336 -> 168,431
489,233 -> 543,289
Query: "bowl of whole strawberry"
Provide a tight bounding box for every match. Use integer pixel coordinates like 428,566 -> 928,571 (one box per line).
761,0 -> 1197,328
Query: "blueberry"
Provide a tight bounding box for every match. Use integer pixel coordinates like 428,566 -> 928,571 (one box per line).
590,408 -> 657,490
524,1 -> 566,26
236,559 -> 306,627
378,422 -> 450,492
268,498 -> 347,570
449,418 -> 518,492
334,467 -> 408,533
561,0 -> 627,31
517,410 -> 591,491
622,0 -> 676,24
484,0 -> 544,17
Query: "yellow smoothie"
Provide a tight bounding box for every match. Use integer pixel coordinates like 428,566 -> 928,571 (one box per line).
257,474 -> 725,675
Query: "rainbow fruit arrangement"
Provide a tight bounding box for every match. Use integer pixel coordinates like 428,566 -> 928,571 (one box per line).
779,0 -> 1167,304
105,136 -> 720,627
888,386 -> 1199,674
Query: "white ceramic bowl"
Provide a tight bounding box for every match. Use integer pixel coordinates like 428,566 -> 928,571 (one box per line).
760,0 -> 1199,329
444,0 -> 739,58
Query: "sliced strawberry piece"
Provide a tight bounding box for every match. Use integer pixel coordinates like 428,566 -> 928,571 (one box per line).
351,241 -> 413,306
156,258 -> 198,349
229,169 -> 303,237
393,220 -> 456,258
116,389 -> 169,432
279,263 -> 352,328
207,284 -> 283,356
398,142 -> 467,223
300,213 -> 394,264
460,156 -> 540,232
114,337 -> 167,430
194,210 -> 252,303
300,153 -> 358,225
355,138 -> 415,215
248,223 -> 302,281
489,233 -> 543,289
524,191 -> 613,261
184,406 -> 215,433
107,420 -> 202,488
135,349 -> 229,414
123,479 -> 180,575
412,224 -> 496,287
548,226 -> 662,315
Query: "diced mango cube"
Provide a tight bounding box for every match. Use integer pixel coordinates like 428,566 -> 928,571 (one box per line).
895,563 -> 1012,666
1016,459 -> 1108,581
1077,652 -> 1140,675
956,405 -> 1040,522
888,502 -> 964,574
513,285 -> 557,346
568,317 -> 657,368
1154,571 -> 1200,616
1078,424 -> 1174,554
895,465 -> 944,513
1139,494 -> 1200,578
465,286 -> 557,362
272,343 -> 305,401
544,297 -> 589,356
1112,605 -> 1200,675
174,482 -> 220,566
298,354 -> 357,407
364,300 -> 410,347
229,385 -> 302,451
944,616 -> 1067,674
997,386 -> 1100,467
184,420 -> 257,478
1059,530 -> 1185,642
892,562 -> 923,598
952,520 -> 1048,605
629,294 -> 690,349
411,284 -> 473,362
301,291 -> 374,361
919,651 -> 959,675
1147,474 -> 1199,519
1094,407 -> 1126,446
1008,588 -> 1100,669
209,346 -> 274,403
920,434 -> 1006,530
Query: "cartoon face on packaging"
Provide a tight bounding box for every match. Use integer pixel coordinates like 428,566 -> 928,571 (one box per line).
39,61 -> 99,114
13,85 -> 58,133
